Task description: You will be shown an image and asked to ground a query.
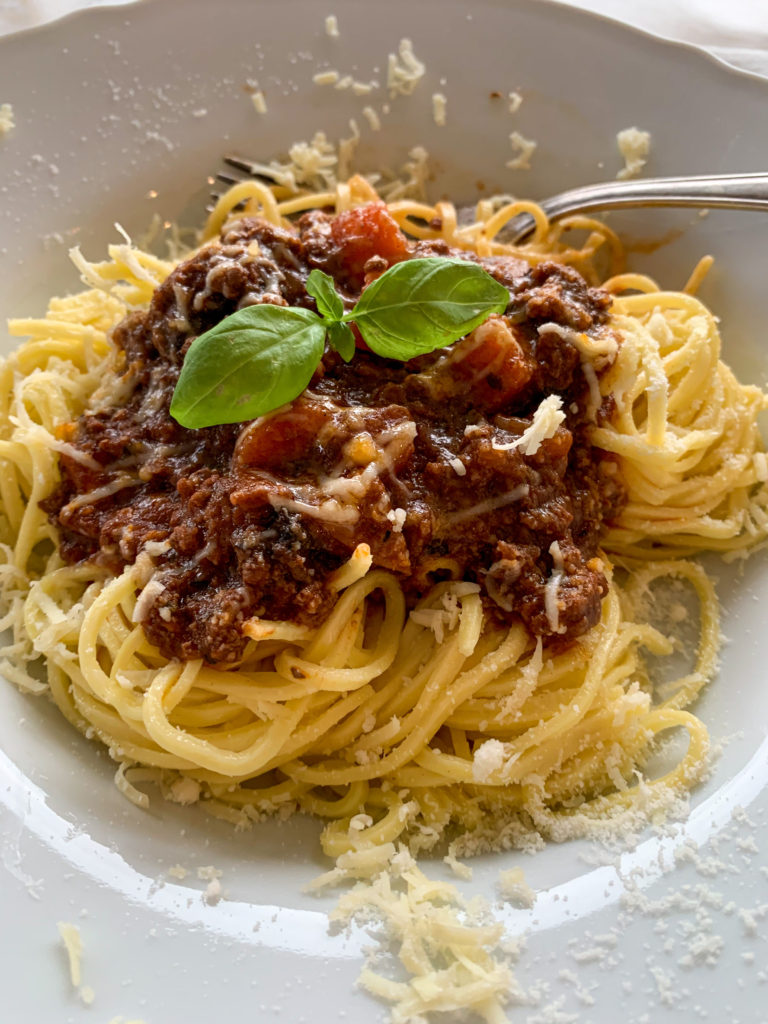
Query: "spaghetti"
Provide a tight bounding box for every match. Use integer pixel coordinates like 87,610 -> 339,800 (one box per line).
0,177 -> 766,962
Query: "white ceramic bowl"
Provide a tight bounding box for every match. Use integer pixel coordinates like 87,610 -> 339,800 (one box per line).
1,2 -> 768,1021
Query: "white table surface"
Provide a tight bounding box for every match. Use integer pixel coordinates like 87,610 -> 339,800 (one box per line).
0,0 -> 767,76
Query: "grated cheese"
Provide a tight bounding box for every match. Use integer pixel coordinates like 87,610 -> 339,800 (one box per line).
197,865 -> 223,880
268,494 -> 359,524
204,877 -> 222,904
169,776 -> 201,804
131,577 -> 165,623
387,38 -> 426,98
472,738 -> 506,783
537,321 -> 618,360
325,13 -> 339,37
446,484 -> 529,524
432,92 -> 447,127
753,451 -> 768,481
0,102 -> 14,136
362,105 -> 381,131
349,813 -> 374,831
250,90 -> 268,115
324,844 -> 513,1022
508,91 -> 523,114
506,130 -> 537,170
386,507 -> 407,533
616,126 -> 650,180
544,567 -> 566,634
444,843 -> 473,880
492,394 -> 565,455
497,866 -> 536,908
313,70 -> 340,86
58,922 -> 83,987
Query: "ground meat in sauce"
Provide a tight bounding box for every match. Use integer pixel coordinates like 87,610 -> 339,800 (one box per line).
43,204 -> 625,663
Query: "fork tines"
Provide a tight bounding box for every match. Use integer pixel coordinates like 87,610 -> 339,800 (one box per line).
208,155 -> 273,209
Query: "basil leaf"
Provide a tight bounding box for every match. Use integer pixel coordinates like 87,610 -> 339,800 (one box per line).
170,305 -> 325,428
306,268 -> 344,322
328,320 -> 356,362
349,257 -> 509,360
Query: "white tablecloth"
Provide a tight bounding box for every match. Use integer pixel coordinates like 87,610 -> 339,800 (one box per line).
0,0 -> 767,77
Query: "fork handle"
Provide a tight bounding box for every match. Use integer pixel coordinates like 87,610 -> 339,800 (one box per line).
509,172 -> 768,242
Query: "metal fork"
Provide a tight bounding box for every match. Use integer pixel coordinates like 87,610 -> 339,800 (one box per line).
213,159 -> 768,243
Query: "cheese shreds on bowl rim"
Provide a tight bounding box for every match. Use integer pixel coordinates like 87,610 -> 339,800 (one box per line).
506,130 -> 537,170
387,38 -> 426,97
616,126 -> 651,180
0,103 -> 14,135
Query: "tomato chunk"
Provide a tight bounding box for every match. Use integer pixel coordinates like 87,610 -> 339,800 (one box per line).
450,316 -> 534,411
235,401 -> 329,469
330,202 -> 410,287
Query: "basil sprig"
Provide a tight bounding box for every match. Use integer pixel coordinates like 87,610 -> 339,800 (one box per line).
170,258 -> 509,428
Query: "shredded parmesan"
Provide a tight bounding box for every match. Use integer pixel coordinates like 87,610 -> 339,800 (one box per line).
131,577 -> 165,623
386,507 -> 407,532
58,922 -> 83,987
497,867 -> 536,908
492,394 -> 565,455
313,70 -> 340,86
251,90 -> 268,115
506,130 -> 537,170
204,877 -> 222,904
362,105 -> 381,131
616,126 -> 651,180
508,91 -> 523,114
387,38 -> 426,98
537,321 -> 618,360
323,845 -> 513,1022
432,92 -> 447,127
61,474 -> 140,513
472,738 -> 506,783
325,14 -> 339,37
544,567 -> 566,634
446,485 -> 529,524
582,359 -> 603,417
268,495 -> 359,524
0,103 -> 14,136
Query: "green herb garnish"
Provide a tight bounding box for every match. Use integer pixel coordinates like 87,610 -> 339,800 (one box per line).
170,258 -> 509,428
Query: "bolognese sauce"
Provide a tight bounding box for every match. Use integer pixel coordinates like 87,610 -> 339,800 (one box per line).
43,204 -> 624,663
